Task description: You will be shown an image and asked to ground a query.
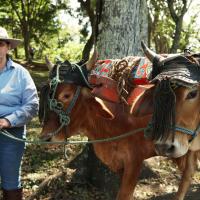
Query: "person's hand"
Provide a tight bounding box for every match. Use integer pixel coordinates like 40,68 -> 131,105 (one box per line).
0,118 -> 11,129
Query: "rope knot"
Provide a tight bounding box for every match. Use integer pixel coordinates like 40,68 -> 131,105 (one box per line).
59,113 -> 70,125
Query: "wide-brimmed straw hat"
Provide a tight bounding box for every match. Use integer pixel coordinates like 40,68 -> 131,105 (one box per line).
0,27 -> 22,49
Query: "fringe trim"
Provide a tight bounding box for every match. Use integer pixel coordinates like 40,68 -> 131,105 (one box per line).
152,79 -> 176,141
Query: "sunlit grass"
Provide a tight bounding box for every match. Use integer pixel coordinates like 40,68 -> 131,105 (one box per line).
29,69 -> 48,89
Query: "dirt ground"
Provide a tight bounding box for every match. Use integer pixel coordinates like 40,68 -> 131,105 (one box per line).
21,145 -> 200,200
0,133 -> 199,200
11,61 -> 198,200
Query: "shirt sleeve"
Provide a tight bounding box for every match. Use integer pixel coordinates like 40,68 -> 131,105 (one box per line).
5,69 -> 39,127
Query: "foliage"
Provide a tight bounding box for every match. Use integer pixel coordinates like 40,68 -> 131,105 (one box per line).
76,0 -> 96,60
148,0 -> 172,52
0,0 -> 199,61
29,69 -> 49,89
75,0 -> 96,39
40,25 -> 85,63
180,2 -> 200,52
148,0 -> 199,53
0,0 -> 68,60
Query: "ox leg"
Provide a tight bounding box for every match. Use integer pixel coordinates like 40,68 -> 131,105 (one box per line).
174,151 -> 197,200
116,159 -> 143,200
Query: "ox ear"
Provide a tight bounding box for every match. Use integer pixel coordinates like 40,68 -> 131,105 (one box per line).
94,97 -> 114,119
86,49 -> 98,70
130,85 -> 154,117
45,55 -> 54,71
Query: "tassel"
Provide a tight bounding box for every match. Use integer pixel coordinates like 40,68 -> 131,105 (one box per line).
152,79 -> 176,141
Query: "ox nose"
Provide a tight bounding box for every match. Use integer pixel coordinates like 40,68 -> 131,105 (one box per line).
155,144 -> 175,156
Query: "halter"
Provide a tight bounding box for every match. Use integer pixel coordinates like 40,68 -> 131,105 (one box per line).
171,83 -> 200,141
175,124 -> 200,142
145,122 -> 200,142
43,61 -> 92,138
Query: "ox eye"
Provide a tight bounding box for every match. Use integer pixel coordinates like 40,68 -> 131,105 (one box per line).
63,94 -> 70,99
186,90 -> 198,100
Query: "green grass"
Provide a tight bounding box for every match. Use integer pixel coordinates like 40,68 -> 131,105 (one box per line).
29,69 -> 49,89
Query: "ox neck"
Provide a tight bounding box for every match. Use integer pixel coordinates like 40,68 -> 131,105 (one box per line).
78,99 -> 150,140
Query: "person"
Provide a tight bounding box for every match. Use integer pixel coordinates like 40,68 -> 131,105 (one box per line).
28,45 -> 35,60
0,27 -> 39,200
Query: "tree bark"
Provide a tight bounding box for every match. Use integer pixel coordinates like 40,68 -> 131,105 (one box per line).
22,24 -> 31,62
97,0 -> 148,59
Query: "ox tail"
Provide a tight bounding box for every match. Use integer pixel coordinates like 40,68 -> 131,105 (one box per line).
152,79 -> 176,141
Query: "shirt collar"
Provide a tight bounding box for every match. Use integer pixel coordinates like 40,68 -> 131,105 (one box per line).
6,58 -> 15,70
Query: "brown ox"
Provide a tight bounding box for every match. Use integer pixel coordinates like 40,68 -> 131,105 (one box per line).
39,53 -> 198,200
139,42 -> 200,158
131,42 -> 200,200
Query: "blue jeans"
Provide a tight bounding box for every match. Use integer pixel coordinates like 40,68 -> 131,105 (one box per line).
0,126 -> 25,190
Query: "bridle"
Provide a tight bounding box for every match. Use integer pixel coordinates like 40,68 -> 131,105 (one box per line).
41,61 -> 92,138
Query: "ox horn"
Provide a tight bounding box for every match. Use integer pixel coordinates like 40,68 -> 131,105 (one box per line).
45,55 -> 54,71
141,41 -> 162,62
86,49 -> 98,71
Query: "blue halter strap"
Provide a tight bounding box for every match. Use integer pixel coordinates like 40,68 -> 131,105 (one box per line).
175,124 -> 200,142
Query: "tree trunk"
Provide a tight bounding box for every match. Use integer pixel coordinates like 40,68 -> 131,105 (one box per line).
79,0 -> 96,61
170,18 -> 183,53
97,0 -> 148,59
22,24 -> 31,62
82,32 -> 94,61
167,0 -> 188,53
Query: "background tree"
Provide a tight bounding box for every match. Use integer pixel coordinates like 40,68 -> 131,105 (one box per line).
167,0 -> 190,53
0,0 -> 198,61
78,0 -> 96,61
148,0 -> 171,52
0,0 -> 68,62
69,0 -> 199,57
148,0 -> 196,53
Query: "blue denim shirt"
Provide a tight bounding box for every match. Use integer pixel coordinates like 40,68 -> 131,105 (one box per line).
0,58 -> 39,127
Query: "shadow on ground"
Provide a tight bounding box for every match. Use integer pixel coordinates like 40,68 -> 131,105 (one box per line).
148,183 -> 200,200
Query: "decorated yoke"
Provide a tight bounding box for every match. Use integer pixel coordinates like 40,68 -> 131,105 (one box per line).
89,56 -> 153,104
